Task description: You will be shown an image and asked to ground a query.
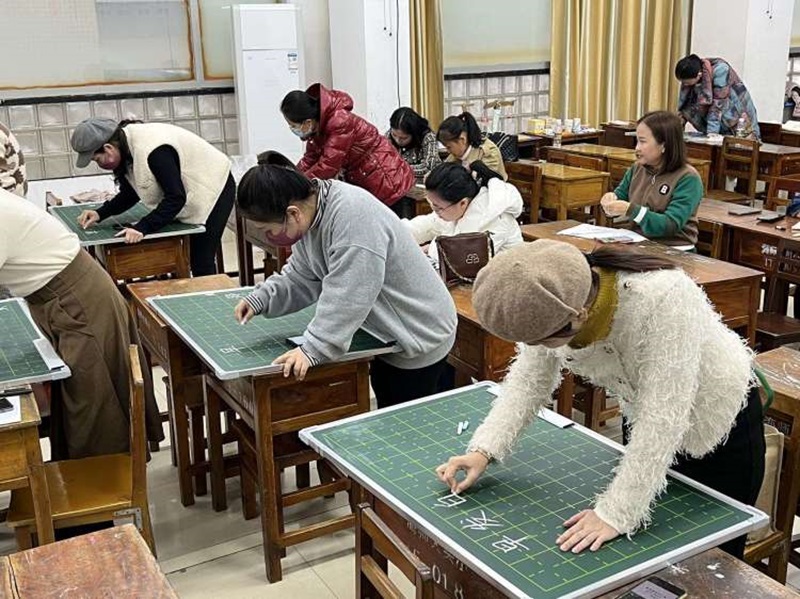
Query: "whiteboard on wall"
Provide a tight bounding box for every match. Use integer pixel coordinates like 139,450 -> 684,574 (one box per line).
232,4 -> 305,161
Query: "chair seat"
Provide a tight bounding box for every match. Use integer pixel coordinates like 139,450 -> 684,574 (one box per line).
756,313 -> 800,346
705,189 -> 751,203
7,454 -> 132,527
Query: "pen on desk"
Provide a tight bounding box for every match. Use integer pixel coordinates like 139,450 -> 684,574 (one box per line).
776,225 -> 787,230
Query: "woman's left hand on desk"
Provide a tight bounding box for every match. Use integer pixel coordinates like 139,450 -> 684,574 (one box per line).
114,228 -> 145,244
274,347 -> 312,381
556,509 -> 619,553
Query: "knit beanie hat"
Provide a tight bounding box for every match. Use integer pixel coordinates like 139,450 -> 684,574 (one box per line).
472,239 -> 593,344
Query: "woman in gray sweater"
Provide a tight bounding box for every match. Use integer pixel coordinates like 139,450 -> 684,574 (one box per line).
234,153 -> 457,408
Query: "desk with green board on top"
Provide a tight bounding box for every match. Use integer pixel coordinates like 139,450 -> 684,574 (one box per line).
147,287 -> 395,582
301,383 -> 768,599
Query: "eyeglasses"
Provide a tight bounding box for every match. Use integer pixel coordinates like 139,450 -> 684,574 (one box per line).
426,200 -> 458,215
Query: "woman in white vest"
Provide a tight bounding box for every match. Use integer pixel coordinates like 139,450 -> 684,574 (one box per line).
70,118 -> 234,276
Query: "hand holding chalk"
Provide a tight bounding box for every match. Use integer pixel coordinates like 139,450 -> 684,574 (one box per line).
234,299 -> 255,325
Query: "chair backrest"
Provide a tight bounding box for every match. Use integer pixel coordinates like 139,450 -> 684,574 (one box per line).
564,153 -> 604,172
545,148 -> 567,164
765,236 -> 800,312
766,174 -> 800,211
695,220 -> 724,259
129,346 -> 147,505
717,136 -> 760,198
356,503 -> 433,599
505,160 -> 542,225
760,121 -> 783,145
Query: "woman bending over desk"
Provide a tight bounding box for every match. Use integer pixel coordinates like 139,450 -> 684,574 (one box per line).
437,240 -> 764,558
600,111 -> 703,251
233,153 -> 457,409
70,118 -> 234,276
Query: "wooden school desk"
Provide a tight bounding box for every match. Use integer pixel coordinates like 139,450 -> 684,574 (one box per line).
448,285 -> 515,386
301,383 -> 769,599
128,275 -> 236,507
147,289 -> 394,583
47,202 -> 203,285
521,220 -> 763,346
521,130 -> 602,159
0,524 -> 177,598
405,184 -> 430,217
599,121 -> 637,149
517,160 -> 610,221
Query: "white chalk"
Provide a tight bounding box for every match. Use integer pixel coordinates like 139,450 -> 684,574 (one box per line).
462,420 -> 469,431
457,422 -> 464,435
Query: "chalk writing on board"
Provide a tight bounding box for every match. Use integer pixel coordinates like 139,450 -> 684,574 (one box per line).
434,492 -> 467,508
492,535 -> 529,554
460,510 -> 502,531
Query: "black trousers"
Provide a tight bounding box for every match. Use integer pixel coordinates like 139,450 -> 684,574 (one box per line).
371,356 -> 449,409
190,174 -> 236,276
623,386 -> 765,558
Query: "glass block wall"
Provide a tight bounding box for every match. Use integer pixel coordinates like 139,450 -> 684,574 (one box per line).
443,70 -> 551,134
2,91 -> 238,181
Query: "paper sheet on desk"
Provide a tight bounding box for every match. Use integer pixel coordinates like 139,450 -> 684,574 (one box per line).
556,223 -> 647,243
0,396 -> 22,426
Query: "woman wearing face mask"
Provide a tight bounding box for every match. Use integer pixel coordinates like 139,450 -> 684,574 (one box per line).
404,161 -> 522,268
599,111 -> 703,251
438,112 -> 507,181
281,84 -> 415,214
387,107 -> 441,182
233,153 -> 457,409
70,118 -> 234,276
437,240 -> 764,558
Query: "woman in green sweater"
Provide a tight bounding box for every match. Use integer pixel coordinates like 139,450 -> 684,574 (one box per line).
600,111 -> 703,251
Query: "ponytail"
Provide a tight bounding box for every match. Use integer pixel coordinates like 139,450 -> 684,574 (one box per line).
437,111 -> 482,148
585,245 -> 676,272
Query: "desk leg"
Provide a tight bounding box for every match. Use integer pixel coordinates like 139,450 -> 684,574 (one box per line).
178,238 -> 191,278
203,378 -> 227,512
169,361 -> 197,507
24,432 -> 53,545
254,387 -> 284,583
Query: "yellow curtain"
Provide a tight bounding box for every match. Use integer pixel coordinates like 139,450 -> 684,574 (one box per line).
409,0 -> 444,127
551,0 -> 687,125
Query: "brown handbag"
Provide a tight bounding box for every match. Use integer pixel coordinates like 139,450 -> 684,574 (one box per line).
436,231 -> 495,287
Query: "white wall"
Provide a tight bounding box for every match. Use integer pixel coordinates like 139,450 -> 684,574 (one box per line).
441,0 -> 550,70
691,0 -> 794,122
793,0 -> 800,46
288,0 -> 332,87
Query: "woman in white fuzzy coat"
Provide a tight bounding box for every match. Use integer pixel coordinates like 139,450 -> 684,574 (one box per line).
436,239 -> 765,559
403,161 -> 522,268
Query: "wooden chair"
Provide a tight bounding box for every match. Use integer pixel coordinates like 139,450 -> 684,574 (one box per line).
7,346 -> 156,555
751,347 -> 800,582
705,136 -> 760,203
505,160 -> 542,224
695,220 -> 725,259
756,237 -> 800,350
544,147 -> 567,164
556,373 -> 619,431
765,174 -> 800,211
356,503 -> 434,599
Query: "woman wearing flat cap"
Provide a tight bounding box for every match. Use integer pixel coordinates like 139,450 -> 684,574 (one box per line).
70,118 -> 234,276
436,240 -> 764,558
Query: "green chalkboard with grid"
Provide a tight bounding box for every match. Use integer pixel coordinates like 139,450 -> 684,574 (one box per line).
49,202 -> 203,246
0,299 -> 68,387
302,384 -> 763,599
149,288 -> 394,380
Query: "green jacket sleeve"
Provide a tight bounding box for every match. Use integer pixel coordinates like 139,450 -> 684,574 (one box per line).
613,166 -> 633,201
625,174 -> 703,239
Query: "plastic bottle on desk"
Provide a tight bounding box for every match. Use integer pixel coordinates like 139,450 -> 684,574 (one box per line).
736,115 -> 747,138
553,119 -> 563,148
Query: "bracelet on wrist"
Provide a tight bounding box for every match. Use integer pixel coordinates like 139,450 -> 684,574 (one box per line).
471,447 -> 494,464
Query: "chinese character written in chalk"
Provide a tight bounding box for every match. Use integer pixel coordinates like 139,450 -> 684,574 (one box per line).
220,346 -> 241,355
460,510 -> 502,531
434,492 -> 467,508
492,535 -> 529,554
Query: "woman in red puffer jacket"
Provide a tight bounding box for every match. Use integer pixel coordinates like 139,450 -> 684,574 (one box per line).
281,84 -> 414,214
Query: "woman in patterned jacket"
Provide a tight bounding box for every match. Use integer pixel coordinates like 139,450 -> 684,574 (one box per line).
675,54 -> 761,140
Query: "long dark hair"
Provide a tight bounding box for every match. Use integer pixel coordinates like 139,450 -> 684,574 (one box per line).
237,151 -> 315,223
389,107 -> 431,150
675,54 -> 702,80
110,119 -> 142,182
424,161 -> 502,205
437,112 -> 482,148
637,111 -> 687,174
585,245 -> 676,272
280,90 -> 320,123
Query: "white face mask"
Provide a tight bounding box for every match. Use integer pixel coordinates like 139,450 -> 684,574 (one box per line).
290,126 -> 305,139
